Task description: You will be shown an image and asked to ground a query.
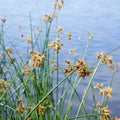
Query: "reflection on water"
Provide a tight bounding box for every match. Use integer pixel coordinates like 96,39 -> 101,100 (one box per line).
0,0 -> 120,117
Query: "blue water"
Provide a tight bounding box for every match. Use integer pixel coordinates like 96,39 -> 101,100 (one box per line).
0,0 -> 120,117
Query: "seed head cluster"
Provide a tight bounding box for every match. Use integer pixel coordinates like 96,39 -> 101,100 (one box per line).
99,87 -> 112,98
16,100 -> 25,113
100,106 -> 111,120
66,32 -> 72,40
30,50 -> 45,67
64,59 -> 91,78
43,14 -> 52,23
64,60 -> 74,73
5,47 -> 16,62
113,118 -> 120,120
57,26 -> 62,33
48,37 -> 63,53
96,101 -> 101,108
26,36 -> 32,44
38,105 -> 45,116
24,68 -> 31,76
0,79 -> 9,93
16,99 -> 34,113
54,0 -> 64,10
94,83 -> 103,89
94,83 -> 112,98
96,52 -> 114,70
75,59 -> 91,78
96,101 -> 120,120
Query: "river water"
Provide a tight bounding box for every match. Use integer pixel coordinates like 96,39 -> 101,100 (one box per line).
0,0 -> 120,117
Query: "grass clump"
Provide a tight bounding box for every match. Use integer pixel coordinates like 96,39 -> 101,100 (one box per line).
0,0 -> 120,120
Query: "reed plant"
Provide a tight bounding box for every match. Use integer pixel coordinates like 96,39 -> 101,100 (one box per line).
0,0 -> 120,120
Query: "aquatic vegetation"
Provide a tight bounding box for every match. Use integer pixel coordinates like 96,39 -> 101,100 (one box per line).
0,0 -> 120,120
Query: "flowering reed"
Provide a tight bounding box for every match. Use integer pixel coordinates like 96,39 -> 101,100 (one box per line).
0,0 -> 120,120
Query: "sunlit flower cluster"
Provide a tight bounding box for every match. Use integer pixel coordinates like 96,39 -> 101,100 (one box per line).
16,99 -> 34,113
94,83 -> 112,98
54,0 -> 64,10
96,101 -> 101,107
48,37 -> 63,53
30,50 -> 45,67
96,101 -> 120,120
64,60 -> 74,73
75,59 -> 91,78
76,66 -> 91,78
16,100 -> 25,113
57,26 -> 62,33
96,52 -> 114,70
94,83 -> 103,89
0,79 -> 9,93
113,117 -> 120,120
66,32 -> 72,40
6,47 -> 13,53
64,59 -> 91,78
24,68 -> 31,76
100,106 -> 111,120
26,36 -> 32,44
42,14 -> 52,23
100,87 -> 112,97
75,59 -> 86,69
38,105 -> 45,116
5,47 -> 16,62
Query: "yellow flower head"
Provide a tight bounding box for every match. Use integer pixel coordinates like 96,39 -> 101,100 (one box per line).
38,105 -> 45,116
30,50 -> 45,67
54,0 -> 64,10
96,52 -> 114,70
94,83 -> 103,89
48,38 -> 63,53
42,14 -> 52,23
99,86 -> 112,98
100,106 -> 111,118
64,60 -> 74,73
16,99 -> 25,113
26,36 -> 32,44
75,59 -> 86,69
0,88 -> 3,93
113,117 -> 120,120
66,32 -> 72,40
57,26 -> 62,33
0,80 -> 9,88
6,47 -> 13,53
96,101 -> 101,107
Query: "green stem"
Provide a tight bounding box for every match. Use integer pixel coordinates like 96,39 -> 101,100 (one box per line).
82,40 -> 90,60
75,57 -> 102,118
64,75 -> 79,119
25,70 -> 75,119
67,113 -> 101,120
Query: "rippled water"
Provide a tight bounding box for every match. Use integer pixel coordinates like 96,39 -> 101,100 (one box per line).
0,0 -> 120,117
